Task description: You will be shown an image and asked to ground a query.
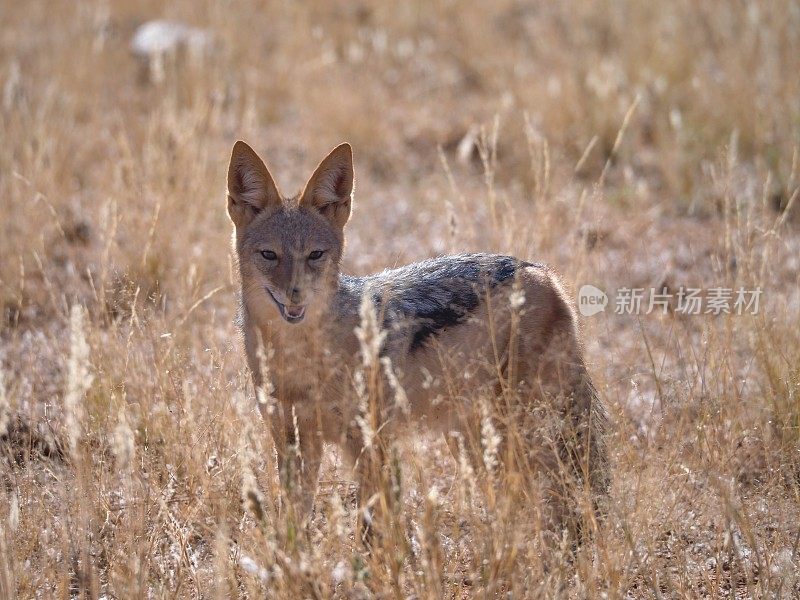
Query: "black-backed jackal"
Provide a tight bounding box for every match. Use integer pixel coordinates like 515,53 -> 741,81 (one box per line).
227,141 -> 608,545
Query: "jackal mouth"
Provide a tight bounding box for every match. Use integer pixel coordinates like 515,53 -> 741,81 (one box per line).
265,287 -> 306,323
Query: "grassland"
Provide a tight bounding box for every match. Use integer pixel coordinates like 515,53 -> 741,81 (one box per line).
1,1 -> 799,597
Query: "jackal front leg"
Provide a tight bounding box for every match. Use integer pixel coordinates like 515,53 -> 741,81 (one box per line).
345,426 -> 397,550
243,318 -> 265,401
271,406 -> 323,526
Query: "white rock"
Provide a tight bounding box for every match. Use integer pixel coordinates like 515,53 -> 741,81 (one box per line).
130,20 -> 216,83
131,20 -> 213,58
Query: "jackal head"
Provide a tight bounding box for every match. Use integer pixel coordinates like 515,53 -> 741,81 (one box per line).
227,141 -> 353,324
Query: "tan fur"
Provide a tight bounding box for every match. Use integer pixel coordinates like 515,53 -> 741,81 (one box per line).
227,141 -> 607,542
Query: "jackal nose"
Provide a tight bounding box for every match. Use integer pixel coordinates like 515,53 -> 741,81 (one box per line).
289,287 -> 302,303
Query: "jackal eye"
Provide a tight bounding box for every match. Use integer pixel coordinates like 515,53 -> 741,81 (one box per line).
308,250 -> 324,260
260,250 -> 277,261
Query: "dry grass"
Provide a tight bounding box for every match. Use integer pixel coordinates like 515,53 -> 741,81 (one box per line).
1,1 -> 800,597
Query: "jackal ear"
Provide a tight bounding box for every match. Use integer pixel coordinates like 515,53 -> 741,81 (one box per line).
299,143 -> 353,229
227,141 -> 282,227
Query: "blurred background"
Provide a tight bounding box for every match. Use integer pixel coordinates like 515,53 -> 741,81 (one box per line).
1,1 -> 799,596
2,1 -> 799,313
